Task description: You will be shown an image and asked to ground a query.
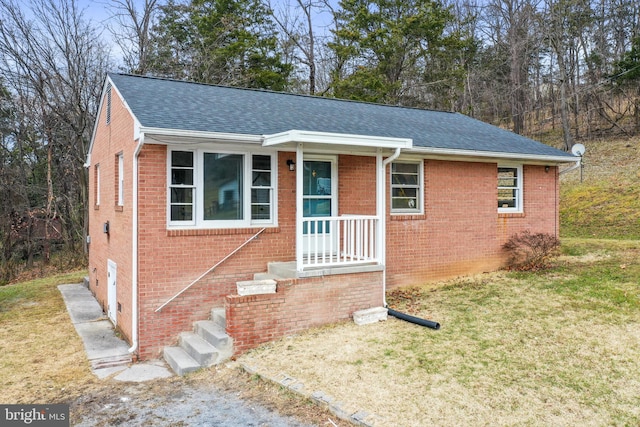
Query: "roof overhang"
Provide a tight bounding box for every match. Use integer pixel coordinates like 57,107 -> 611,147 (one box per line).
138,127 -> 263,145
135,127 -> 576,165
408,146 -> 578,165
262,130 -> 413,150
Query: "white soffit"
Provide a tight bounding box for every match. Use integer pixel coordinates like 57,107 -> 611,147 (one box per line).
262,130 -> 413,149
408,146 -> 578,164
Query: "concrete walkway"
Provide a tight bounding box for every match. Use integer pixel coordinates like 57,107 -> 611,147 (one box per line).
58,283 -> 172,382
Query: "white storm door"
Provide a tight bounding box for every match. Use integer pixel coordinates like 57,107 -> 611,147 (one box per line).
302,157 -> 337,255
107,259 -> 117,324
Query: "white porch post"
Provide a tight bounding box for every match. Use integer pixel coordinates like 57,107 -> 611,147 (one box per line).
376,149 -> 385,256
376,149 -> 386,304
295,143 -> 304,272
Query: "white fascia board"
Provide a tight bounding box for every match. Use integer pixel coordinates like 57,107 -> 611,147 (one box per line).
262,129 -> 413,149
108,78 -> 144,143
139,127 -> 263,144
408,146 -> 578,164
133,118 -> 142,141
86,76 -> 146,164
85,77 -> 114,166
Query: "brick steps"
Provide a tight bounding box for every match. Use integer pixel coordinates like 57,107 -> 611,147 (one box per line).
163,308 -> 233,376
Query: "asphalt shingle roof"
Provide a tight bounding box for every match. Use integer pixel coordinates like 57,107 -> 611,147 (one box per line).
109,73 -> 574,159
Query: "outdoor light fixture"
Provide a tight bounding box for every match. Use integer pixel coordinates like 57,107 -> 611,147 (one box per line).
545,165 -> 550,173
287,159 -> 295,171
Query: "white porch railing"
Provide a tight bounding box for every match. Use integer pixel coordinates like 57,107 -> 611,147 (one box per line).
299,215 -> 379,270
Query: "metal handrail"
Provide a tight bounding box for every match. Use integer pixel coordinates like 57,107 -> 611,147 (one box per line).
155,227 -> 266,312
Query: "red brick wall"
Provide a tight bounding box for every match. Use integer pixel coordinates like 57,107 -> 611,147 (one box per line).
338,155 -> 377,215
496,165 -> 559,241
226,271 -> 383,355
87,84 -> 135,344
135,149 -> 300,359
385,160 -> 559,287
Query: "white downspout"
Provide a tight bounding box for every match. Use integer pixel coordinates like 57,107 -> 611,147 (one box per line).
379,147 -> 402,307
383,147 -> 402,165
295,143 -> 304,272
129,133 -> 144,355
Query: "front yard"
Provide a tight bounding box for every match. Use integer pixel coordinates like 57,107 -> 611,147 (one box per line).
1,238 -> 638,426
240,238 -> 640,426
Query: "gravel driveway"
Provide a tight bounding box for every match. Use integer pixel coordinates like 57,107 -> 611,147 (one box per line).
72,376 -> 317,427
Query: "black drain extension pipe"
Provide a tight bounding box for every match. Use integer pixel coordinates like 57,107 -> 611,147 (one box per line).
387,308 -> 440,330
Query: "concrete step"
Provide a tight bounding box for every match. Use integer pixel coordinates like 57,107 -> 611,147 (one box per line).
163,346 -> 201,376
236,279 -> 276,296
195,320 -> 232,351
267,261 -> 297,279
164,306 -> 236,376
211,307 -> 226,329
253,272 -> 281,281
179,332 -> 219,367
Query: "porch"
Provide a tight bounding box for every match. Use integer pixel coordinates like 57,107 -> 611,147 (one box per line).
297,215 -> 381,273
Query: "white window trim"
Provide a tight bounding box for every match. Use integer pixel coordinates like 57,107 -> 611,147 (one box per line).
250,154 -> 276,225
167,145 -> 278,229
498,164 -> 523,213
95,164 -> 100,206
168,149 -> 196,226
117,153 -> 124,206
390,160 -> 424,215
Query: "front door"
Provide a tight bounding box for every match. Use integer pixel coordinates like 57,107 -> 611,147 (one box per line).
302,156 -> 337,255
107,259 -> 117,324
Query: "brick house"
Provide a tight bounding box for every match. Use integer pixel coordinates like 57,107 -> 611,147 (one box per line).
86,73 -> 577,367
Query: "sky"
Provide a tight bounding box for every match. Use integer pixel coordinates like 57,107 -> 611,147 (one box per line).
73,0 -> 337,70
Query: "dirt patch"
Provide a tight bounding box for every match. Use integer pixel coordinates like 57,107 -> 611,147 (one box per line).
68,365 -> 347,426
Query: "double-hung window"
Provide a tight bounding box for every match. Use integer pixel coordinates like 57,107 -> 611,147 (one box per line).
169,149 -> 275,227
117,153 -> 124,206
498,165 -> 523,213
169,151 -> 195,223
251,155 -> 273,222
390,161 -> 422,214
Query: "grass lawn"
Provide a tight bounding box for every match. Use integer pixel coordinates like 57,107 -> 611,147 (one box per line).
0,271 -> 98,404
1,246 -> 638,426
240,238 -> 640,426
0,271 -> 353,426
560,138 -> 640,239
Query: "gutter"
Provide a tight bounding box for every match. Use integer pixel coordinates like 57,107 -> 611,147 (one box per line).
139,127 -> 263,144
128,133 -> 145,355
378,147 -> 402,308
559,157 -> 582,175
408,146 -> 576,164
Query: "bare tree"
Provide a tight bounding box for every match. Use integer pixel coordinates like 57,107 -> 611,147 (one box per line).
269,0 -> 320,94
483,0 -> 541,134
108,0 -> 160,74
0,0 -> 111,259
541,0 -> 594,149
